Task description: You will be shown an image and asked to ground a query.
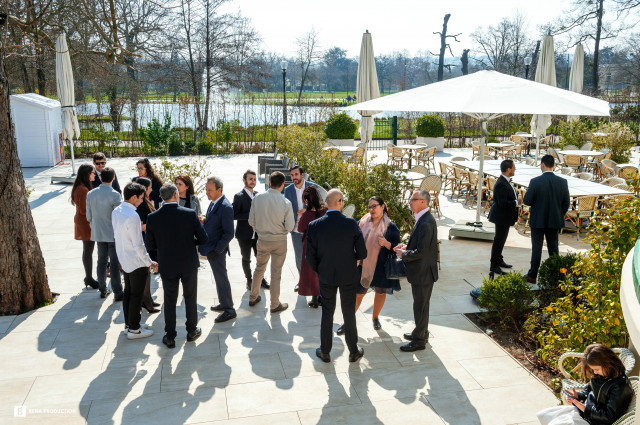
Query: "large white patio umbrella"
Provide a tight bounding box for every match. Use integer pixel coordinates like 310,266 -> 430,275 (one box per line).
568,44 -> 585,122
531,35 -> 557,162
343,70 -> 609,232
56,33 -> 80,175
356,30 -> 381,159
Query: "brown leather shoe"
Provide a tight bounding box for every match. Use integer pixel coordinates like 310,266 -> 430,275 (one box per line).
524,275 -> 537,284
249,295 -> 261,306
270,303 -> 288,313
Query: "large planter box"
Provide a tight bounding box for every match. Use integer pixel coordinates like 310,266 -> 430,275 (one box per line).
328,138 -> 355,146
417,136 -> 445,151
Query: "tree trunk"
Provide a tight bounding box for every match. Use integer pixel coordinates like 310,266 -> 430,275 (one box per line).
21,62 -> 33,93
438,14 -> 451,82
592,0 -> 604,95
0,49 -> 52,315
461,49 -> 470,75
107,86 -> 121,132
530,40 -> 541,80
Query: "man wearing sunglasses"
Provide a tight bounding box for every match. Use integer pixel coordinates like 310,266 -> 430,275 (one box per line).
92,152 -> 122,194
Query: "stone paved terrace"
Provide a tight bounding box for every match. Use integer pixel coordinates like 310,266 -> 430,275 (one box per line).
2,148 -> 607,424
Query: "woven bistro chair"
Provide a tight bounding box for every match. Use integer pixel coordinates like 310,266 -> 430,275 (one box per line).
614,183 -> 630,191
420,175 -> 443,217
454,168 -> 471,202
564,154 -> 586,172
386,144 -> 395,165
601,193 -> 633,210
524,157 -> 537,166
563,195 -> 599,239
601,177 -> 625,187
547,147 -> 560,163
580,142 -> 593,151
516,187 -> 530,233
465,171 -> 485,206
410,165 -> 430,175
575,172 -> 594,181
350,146 -> 365,164
483,176 -> 497,214
356,142 -> 367,148
391,147 -> 409,168
413,147 -> 430,168
619,166 -> 639,182
450,156 -> 468,163
563,144 -> 579,150
426,146 -> 437,172
560,167 -> 573,175
599,160 -> 618,180
504,144 -> 523,161
438,162 -> 455,194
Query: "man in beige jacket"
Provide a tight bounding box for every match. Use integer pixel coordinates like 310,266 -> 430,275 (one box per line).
248,171 -> 295,313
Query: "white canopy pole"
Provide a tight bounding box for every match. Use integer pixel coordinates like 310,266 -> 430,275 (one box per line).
475,119 -> 488,224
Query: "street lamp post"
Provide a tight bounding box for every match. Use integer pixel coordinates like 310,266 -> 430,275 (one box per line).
281,60 -> 287,126
524,55 -> 532,80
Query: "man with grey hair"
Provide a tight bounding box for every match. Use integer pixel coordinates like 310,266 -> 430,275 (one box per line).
146,183 -> 208,348
394,188 -> 438,352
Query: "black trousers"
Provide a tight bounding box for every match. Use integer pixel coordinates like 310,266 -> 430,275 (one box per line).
162,270 -> 198,339
319,281 -> 358,355
490,223 -> 511,268
122,266 -> 149,331
238,237 -> 258,281
411,282 -> 434,346
528,227 -> 560,278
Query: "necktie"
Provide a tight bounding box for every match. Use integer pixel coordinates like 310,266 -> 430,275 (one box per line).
207,201 -> 215,216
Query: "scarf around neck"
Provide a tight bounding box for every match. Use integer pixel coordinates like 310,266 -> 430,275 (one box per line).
358,212 -> 390,288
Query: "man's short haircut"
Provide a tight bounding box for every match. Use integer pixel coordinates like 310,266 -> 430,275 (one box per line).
206,176 -> 223,190
415,188 -> 431,205
270,171 -> 285,188
541,155 -> 555,168
501,159 -> 515,173
243,169 -> 257,180
93,152 -> 106,162
100,167 -> 115,183
159,183 -> 178,201
123,182 -> 145,201
289,165 -> 304,174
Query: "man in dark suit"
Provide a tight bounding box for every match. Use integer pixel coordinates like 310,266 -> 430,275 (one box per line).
146,183 -> 208,348
306,189 -> 367,363
91,152 -> 121,193
199,176 -> 237,323
523,154 -> 570,283
232,170 -> 269,291
394,189 -> 439,352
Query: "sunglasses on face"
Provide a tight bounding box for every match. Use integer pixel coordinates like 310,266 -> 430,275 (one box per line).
95,161 -> 106,165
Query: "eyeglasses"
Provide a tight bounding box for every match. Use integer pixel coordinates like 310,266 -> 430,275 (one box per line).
409,198 -> 425,202
95,161 -> 106,165
338,199 -> 344,203
367,204 -> 381,210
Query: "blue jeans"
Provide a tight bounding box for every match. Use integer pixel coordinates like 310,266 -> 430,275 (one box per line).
97,242 -> 123,295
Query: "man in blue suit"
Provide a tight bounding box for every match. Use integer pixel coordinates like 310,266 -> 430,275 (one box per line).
284,165 -> 318,290
199,176 -> 237,323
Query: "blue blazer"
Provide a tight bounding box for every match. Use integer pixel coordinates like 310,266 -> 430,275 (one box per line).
284,180 -> 318,227
199,195 -> 234,257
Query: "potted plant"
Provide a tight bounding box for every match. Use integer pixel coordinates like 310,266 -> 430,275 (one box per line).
416,114 -> 445,151
324,112 -> 357,146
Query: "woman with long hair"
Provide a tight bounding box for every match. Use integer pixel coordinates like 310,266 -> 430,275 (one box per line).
71,163 -> 99,290
336,196 -> 400,335
175,174 -> 202,216
297,186 -> 327,308
134,177 -> 160,314
537,343 -> 633,425
133,158 -> 163,209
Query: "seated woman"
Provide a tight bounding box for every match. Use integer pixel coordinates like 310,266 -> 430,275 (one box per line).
297,186 -> 327,308
537,343 -> 633,425
133,158 -> 163,209
175,174 -> 202,217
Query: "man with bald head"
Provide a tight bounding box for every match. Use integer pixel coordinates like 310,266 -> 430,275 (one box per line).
306,189 -> 367,363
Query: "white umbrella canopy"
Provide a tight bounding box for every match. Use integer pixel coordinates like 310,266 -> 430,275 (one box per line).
344,70 -> 609,224
568,44 -> 585,122
530,35 -> 557,160
56,33 -> 80,174
356,30 -> 381,156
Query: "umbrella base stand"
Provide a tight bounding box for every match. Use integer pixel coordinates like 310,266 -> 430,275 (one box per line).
50,175 -> 75,184
448,220 -> 495,241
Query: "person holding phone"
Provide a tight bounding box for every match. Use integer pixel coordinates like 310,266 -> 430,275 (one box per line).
536,344 -> 633,425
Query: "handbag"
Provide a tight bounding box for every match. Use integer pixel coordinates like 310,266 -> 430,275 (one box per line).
385,255 -> 406,279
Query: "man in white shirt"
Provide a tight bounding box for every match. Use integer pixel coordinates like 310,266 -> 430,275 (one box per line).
112,183 -> 158,340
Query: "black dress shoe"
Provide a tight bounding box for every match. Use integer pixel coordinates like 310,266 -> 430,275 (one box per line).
215,311 -> 237,323
499,261 -> 513,268
84,277 -> 99,290
316,348 -> 330,363
489,267 -> 506,275
210,304 -> 224,312
336,325 -> 345,336
373,318 -> 382,330
400,341 -> 426,352
349,347 -> 364,362
403,333 -> 414,341
470,288 -> 482,299
100,289 -> 111,299
261,280 -> 270,289
308,296 -> 319,308
152,302 -> 160,307
113,293 -> 124,302
294,284 -> 299,292
162,335 -> 176,348
187,327 -> 202,342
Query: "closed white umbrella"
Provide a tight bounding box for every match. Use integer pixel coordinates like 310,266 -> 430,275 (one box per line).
356,30 -> 381,159
56,33 -> 80,174
567,44 -> 585,121
530,35 -> 557,162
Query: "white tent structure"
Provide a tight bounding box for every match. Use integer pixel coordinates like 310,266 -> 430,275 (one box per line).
356,30 -> 381,158
343,70 -> 609,238
530,35 -> 557,162
56,33 -> 80,175
568,44 -> 585,121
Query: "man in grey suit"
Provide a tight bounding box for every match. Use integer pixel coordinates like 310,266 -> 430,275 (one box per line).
284,165 -> 318,290
86,167 -> 123,299
394,189 -> 439,352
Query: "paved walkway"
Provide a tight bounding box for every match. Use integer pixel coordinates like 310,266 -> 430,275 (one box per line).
0,150 -> 578,424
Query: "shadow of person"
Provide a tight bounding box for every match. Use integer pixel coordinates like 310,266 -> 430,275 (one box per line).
29,187 -> 67,209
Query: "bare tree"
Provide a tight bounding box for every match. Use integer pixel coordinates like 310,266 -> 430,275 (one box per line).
461,49 -> 470,75
295,28 -> 322,105
433,14 -> 461,81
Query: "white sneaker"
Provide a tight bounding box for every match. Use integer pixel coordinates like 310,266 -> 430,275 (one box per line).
127,327 -> 154,340
122,323 -> 149,335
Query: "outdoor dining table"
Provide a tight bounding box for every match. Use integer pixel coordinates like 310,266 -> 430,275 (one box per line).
557,150 -> 603,157
323,145 -> 358,156
487,142 -> 513,159
397,144 -> 426,168
514,133 -> 534,154
394,171 -> 427,182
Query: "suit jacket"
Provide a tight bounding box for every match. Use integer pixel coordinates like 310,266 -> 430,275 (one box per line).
86,184 -> 122,242
284,180 -> 319,228
232,189 -> 258,240
488,175 -> 518,226
145,203 -> 208,276
199,195 -> 234,257
523,172 -> 570,229
402,210 -> 439,286
92,170 -> 122,194
306,210 -> 367,286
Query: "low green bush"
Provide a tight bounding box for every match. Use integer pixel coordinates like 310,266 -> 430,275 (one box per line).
536,253 -> 579,305
138,113 -> 178,156
416,114 -> 445,138
477,272 -> 534,326
324,113 -> 357,139
197,139 -> 214,155
168,138 -> 183,156
592,122 -> 635,163
152,157 -> 211,195
556,120 -> 589,149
